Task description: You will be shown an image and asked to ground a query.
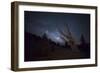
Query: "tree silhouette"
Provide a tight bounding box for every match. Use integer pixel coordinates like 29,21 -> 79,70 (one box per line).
43,33 -> 48,40
80,34 -> 86,44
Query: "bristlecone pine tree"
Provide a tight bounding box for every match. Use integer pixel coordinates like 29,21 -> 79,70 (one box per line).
58,24 -> 81,58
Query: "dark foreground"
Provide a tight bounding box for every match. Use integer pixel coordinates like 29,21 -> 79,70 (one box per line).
24,32 -> 90,61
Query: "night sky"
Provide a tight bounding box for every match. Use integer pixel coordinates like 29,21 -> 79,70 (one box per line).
24,11 -> 90,45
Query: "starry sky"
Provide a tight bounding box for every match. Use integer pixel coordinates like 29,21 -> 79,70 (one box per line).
24,11 -> 90,45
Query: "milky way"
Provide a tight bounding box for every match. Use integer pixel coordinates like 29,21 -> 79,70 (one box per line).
24,11 -> 90,44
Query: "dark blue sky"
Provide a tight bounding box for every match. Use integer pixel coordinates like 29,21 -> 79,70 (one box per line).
24,11 -> 90,45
